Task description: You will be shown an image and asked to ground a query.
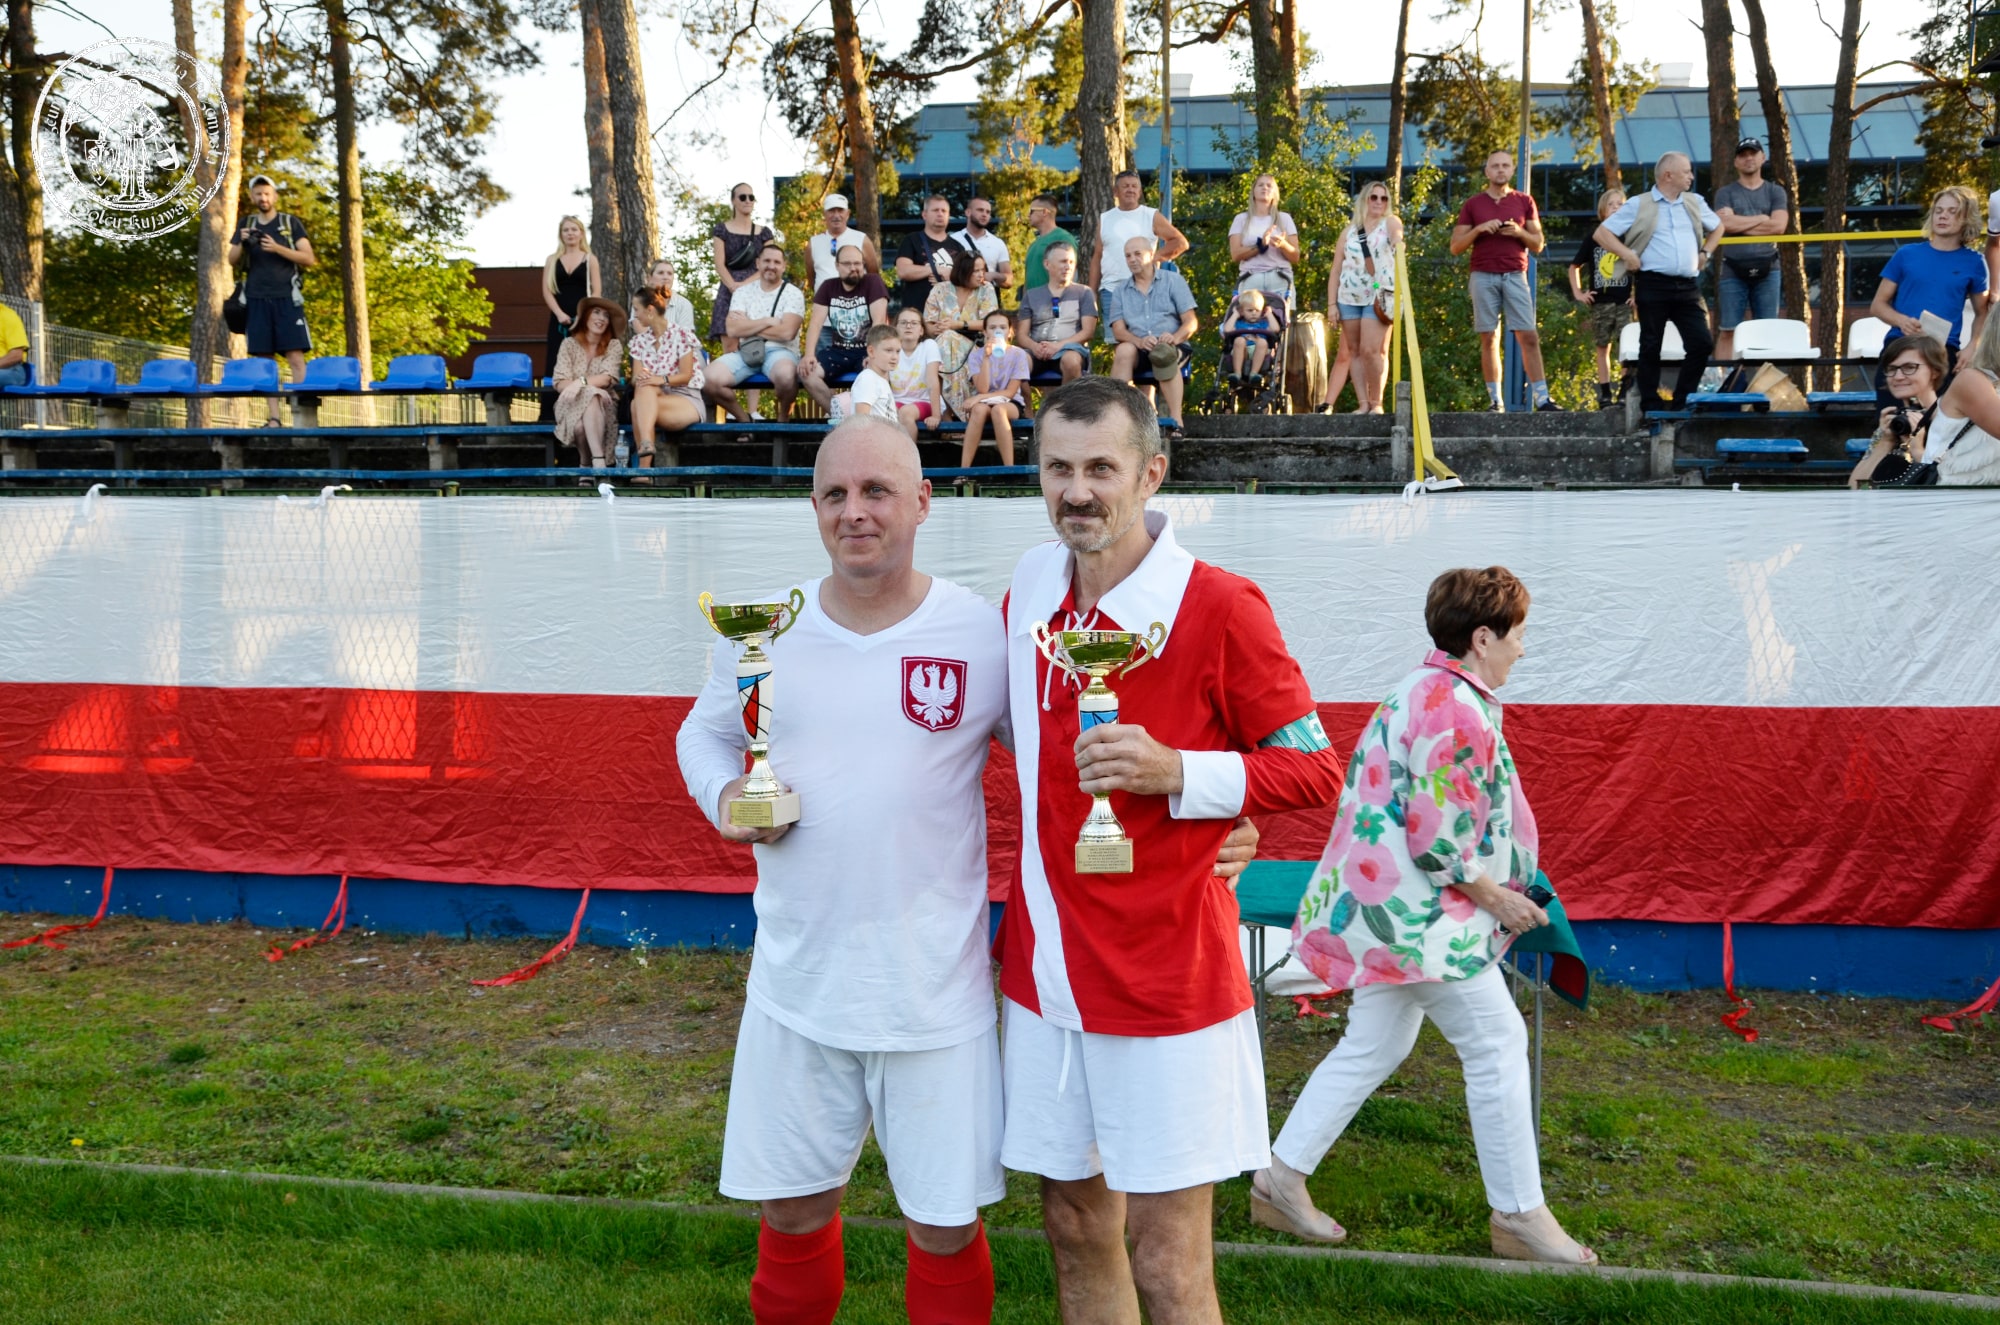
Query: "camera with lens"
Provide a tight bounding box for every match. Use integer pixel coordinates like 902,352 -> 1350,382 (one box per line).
1889,410 -> 1917,439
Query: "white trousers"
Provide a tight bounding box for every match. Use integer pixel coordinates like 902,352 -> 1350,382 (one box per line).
1270,964 -> 1544,1213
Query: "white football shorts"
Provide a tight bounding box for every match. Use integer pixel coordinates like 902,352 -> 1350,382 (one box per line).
1000,997 -> 1270,1194
719,1001 -> 1006,1226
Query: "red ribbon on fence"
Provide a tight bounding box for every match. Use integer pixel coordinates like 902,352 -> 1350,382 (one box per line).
1718,921 -> 1759,1043
266,875 -> 349,962
471,888 -> 591,987
3,866 -> 113,950
1293,992 -> 1341,1020
1919,973 -> 2000,1033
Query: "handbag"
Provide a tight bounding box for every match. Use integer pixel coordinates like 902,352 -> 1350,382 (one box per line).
224,279 -> 248,334
1723,253 -> 1774,284
1360,228 -> 1395,325
733,279 -> 792,369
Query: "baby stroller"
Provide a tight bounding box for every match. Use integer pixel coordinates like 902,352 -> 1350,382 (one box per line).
1205,279 -> 1292,416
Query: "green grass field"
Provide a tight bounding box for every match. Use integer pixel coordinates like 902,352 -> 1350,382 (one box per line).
2,1162 -> 1990,1324
1,913 -> 1996,1315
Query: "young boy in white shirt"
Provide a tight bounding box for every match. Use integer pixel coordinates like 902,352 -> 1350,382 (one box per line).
841,322 -> 902,422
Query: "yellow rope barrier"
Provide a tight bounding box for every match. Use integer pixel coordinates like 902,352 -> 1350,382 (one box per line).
1392,243 -> 1456,487
1718,230 -> 1925,244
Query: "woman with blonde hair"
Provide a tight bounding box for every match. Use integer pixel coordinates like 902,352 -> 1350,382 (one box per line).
542,216 -> 600,382
1228,172 -> 1300,299
1868,184 -> 1990,405
1322,181 -> 1402,413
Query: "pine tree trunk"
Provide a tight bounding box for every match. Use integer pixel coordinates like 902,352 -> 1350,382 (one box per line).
1075,0 -> 1127,276
1699,0 -> 1739,194
829,0 -> 881,241
7,0 -> 43,299
1817,0 -> 1863,362
1578,0 -> 1621,190
580,0 -> 621,269
1247,0 -> 1298,157
1740,0 -> 1808,323
328,0 -> 372,374
596,0 -> 658,299
174,0 -> 246,403
1384,0 -> 1412,198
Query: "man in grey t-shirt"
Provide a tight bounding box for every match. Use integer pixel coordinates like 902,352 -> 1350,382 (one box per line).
1015,241 -> 1098,383
1712,138 -> 1790,362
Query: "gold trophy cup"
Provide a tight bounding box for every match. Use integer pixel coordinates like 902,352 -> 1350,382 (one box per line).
699,588 -> 807,828
1032,621 -> 1167,873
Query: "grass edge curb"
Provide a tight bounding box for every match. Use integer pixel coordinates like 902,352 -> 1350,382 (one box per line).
7,1154 -> 1995,1313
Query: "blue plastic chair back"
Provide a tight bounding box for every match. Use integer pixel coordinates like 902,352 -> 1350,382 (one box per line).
294,356 -> 362,392
212,358 -> 281,392
59,359 -> 120,392
462,352 -> 533,389
133,359 -> 199,393
375,354 -> 448,391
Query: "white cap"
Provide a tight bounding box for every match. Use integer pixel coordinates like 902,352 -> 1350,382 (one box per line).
823,193 -> 849,211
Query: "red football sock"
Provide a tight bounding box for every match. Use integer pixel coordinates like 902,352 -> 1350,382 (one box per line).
905,1221 -> 994,1325
750,1215 -> 845,1325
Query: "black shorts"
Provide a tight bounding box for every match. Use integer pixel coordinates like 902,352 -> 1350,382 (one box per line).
245,296 -> 312,355
818,343 -> 866,378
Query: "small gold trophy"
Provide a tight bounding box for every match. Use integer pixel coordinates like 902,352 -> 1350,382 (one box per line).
1032,621 -> 1167,873
698,588 -> 807,828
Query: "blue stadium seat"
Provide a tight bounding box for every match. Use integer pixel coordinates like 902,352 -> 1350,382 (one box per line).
199,358 -> 282,393
1845,437 -> 1872,458
5,357 -> 117,396
457,352 -> 535,390
372,354 -> 448,391
1809,392 -> 1877,411
284,355 -> 363,393
1716,437 -> 1808,460
118,359 -> 199,395
1688,392 -> 1771,412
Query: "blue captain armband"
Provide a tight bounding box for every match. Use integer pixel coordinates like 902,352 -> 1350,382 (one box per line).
1258,712 -> 1331,753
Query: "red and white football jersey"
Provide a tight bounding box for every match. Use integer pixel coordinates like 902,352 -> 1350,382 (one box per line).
677,576 -> 1007,1052
999,512 -> 1345,1037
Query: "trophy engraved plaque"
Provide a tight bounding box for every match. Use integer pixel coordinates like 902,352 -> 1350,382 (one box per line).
1032,621 -> 1167,873
698,588 -> 808,828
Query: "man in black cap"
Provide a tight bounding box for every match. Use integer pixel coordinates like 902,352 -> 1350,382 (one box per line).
1712,138 -> 1790,368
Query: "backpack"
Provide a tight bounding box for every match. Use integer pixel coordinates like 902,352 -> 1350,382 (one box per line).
226,212 -> 302,332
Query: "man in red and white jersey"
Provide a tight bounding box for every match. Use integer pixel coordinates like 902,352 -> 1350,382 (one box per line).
676,416 -> 1011,1325
677,416 -> 1262,1325
998,376 -> 1346,1323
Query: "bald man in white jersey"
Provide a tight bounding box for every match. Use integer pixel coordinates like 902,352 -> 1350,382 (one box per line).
677,415 -> 1263,1325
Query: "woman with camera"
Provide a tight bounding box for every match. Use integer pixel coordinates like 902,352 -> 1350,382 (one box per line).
1253,567 -> 1597,1267
1849,335 -> 1947,488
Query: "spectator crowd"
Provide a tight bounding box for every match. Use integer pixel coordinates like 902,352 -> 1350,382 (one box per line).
128,156 -> 2000,475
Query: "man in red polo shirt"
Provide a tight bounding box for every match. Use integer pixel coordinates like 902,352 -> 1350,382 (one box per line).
1450,149 -> 1558,412
999,376 -> 1346,1323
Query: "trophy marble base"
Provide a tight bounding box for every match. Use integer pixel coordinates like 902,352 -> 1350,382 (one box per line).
1075,839 -> 1133,874
729,791 -> 801,829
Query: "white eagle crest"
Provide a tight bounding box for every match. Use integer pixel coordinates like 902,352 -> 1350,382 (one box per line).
908,663 -> 959,728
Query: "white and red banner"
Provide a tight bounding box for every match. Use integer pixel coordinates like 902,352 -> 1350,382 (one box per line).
1,489 -> 1996,929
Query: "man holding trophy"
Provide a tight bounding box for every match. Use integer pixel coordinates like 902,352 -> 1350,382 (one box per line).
677,414 -> 1263,1325
999,376 -> 1346,1325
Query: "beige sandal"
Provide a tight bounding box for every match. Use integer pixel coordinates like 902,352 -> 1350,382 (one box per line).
1489,1206 -> 1598,1264
1248,1164 -> 1347,1244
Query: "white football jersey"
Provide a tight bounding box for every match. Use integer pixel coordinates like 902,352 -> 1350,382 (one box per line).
677,576 -> 1008,1052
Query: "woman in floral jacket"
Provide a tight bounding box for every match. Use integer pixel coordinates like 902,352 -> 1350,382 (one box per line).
1251,567 -> 1597,1266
